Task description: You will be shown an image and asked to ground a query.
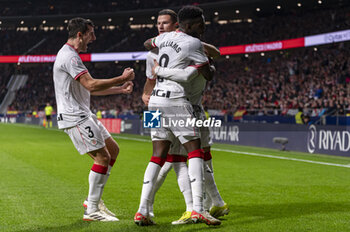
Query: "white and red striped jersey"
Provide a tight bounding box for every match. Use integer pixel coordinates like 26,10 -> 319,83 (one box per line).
53,43 -> 91,129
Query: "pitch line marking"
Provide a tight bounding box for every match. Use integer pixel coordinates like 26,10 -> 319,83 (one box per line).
115,135 -> 350,169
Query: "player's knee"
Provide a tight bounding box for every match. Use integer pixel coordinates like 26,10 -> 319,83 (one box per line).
106,137 -> 119,159
100,153 -> 111,165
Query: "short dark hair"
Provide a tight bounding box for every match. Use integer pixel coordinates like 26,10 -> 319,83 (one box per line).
177,5 -> 203,24
67,17 -> 94,39
158,9 -> 177,23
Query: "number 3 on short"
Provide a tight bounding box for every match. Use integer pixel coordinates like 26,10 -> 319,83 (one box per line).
157,54 -> 169,82
85,126 -> 94,138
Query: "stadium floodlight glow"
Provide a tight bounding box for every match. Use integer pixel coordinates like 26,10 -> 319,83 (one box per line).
277,5 -> 281,9
42,20 -> 46,24
314,47 -> 318,51
108,18 -> 112,22
261,52 -> 265,56
245,54 -> 249,57
297,3 -> 302,7
256,8 -> 260,12
225,55 -> 229,59
235,10 -> 240,14
20,21 -> 24,24
0,21 -> 2,25
129,17 -> 134,21
151,16 -> 155,20
64,19 -> 68,23
214,12 -> 219,16
115,61 -> 118,64
318,0 -> 322,4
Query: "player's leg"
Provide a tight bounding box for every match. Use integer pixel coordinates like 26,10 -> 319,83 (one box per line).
84,147 -> 118,221
99,136 -> 119,217
83,116 -> 119,217
135,140 -> 170,226
86,147 -> 111,214
182,138 -> 204,212
199,118 -> 229,218
64,116 -> 118,221
181,138 -> 220,225
171,154 -> 193,225
164,140 -> 193,225
203,147 -> 229,218
148,157 -> 173,218
172,103 -> 220,225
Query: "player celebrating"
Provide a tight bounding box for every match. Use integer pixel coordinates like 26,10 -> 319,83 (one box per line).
53,17 -> 134,222
143,9 -> 228,225
135,6 -> 220,226
142,9 -> 194,225
152,59 -> 230,218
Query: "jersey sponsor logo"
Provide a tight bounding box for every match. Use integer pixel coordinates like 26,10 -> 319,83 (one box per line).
143,110 -> 162,128
151,89 -> 171,98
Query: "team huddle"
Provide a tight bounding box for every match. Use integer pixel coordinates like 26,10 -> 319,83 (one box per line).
53,5 -> 229,227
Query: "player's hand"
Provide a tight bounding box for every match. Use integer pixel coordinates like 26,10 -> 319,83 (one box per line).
151,59 -> 159,78
142,93 -> 151,106
122,81 -> 134,94
122,67 -> 135,81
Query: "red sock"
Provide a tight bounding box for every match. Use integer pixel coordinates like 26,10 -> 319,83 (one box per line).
91,164 -> 108,174
109,158 -> 116,167
188,149 -> 204,159
167,154 -> 188,162
150,156 -> 166,167
204,151 -> 212,161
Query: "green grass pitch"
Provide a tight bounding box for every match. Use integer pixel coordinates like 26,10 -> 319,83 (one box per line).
1,123 -> 350,232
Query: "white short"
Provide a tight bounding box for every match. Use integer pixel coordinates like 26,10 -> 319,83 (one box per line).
149,100 -> 200,144
64,115 -> 111,155
169,105 -> 213,155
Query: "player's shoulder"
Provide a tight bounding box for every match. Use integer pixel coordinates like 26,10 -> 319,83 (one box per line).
57,45 -> 76,60
183,35 -> 202,49
157,31 -> 176,40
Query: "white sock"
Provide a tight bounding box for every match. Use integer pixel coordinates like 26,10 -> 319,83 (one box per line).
173,162 -> 193,212
203,190 -> 212,211
103,165 -> 113,186
87,170 -> 106,214
149,161 -> 172,214
204,159 -> 225,207
138,162 -> 162,215
188,157 -> 204,213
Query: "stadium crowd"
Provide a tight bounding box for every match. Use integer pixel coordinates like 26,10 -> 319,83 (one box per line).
1,4 -> 349,55
4,43 -> 350,118
1,2 -> 350,119
0,0 -> 215,16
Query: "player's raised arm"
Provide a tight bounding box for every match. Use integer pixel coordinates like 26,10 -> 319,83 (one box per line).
91,81 -> 134,96
202,42 -> 220,59
144,38 -> 156,50
78,67 -> 135,93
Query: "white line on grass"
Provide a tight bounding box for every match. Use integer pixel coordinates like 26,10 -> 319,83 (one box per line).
212,148 -> 350,169
115,135 -> 350,169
